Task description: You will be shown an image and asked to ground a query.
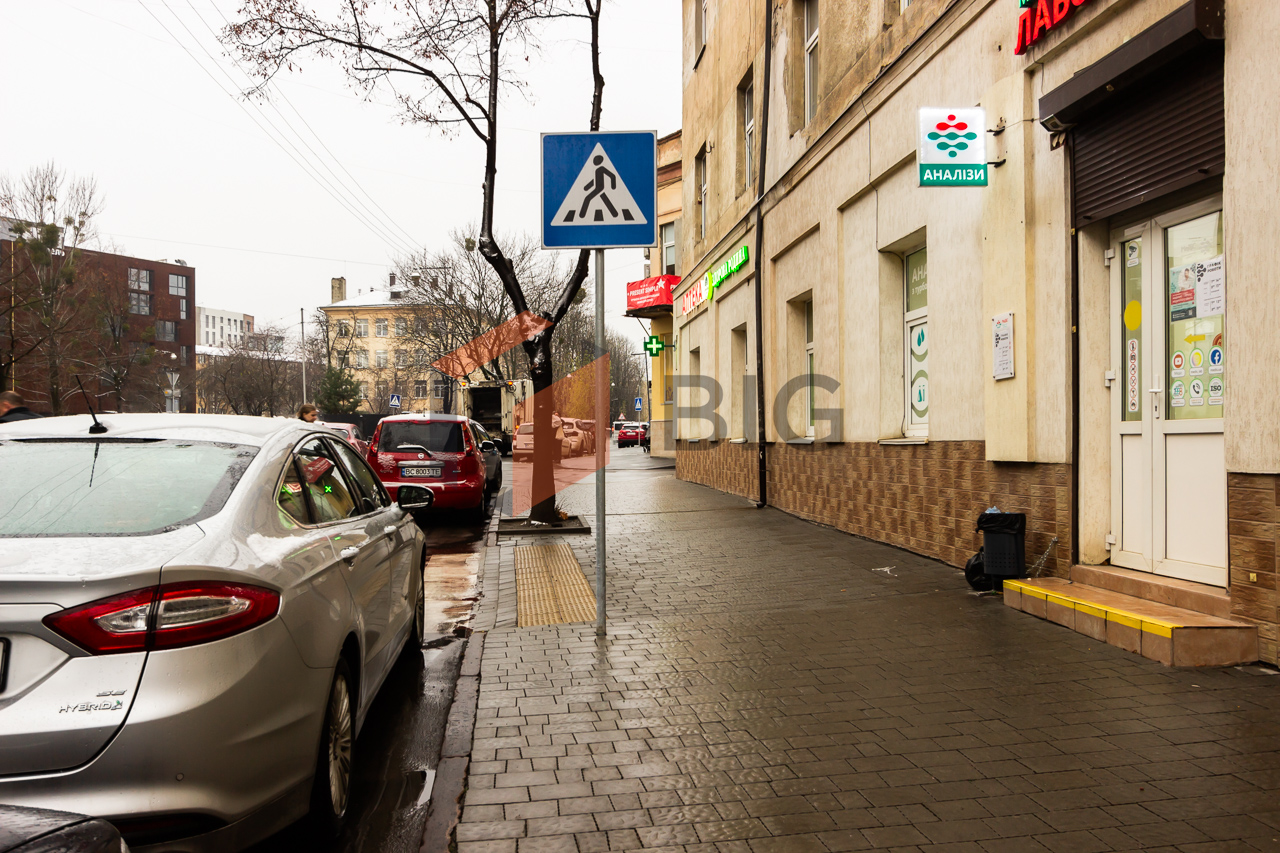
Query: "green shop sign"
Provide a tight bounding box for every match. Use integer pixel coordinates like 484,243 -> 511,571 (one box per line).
681,244 -> 750,315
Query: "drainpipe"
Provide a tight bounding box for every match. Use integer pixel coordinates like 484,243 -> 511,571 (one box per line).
753,0 -> 775,508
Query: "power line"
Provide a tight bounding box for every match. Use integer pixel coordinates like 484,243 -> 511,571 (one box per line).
150,0 -> 419,258
102,230 -> 391,266
136,1 -> 420,260
186,0 -> 425,254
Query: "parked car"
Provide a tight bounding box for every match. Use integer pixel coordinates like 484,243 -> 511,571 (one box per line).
560,418 -> 585,458
577,420 -> 596,455
366,413 -> 495,521
512,422 -> 535,462
0,414 -> 433,852
0,804 -> 128,853
639,422 -> 650,452
611,420 -> 624,436
468,420 -> 504,493
318,420 -> 369,456
617,422 -> 643,448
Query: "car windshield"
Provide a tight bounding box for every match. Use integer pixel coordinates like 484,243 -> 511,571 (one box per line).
379,421 -> 464,453
0,439 -> 257,536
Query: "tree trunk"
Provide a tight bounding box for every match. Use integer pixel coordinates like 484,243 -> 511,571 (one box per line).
526,332 -> 558,524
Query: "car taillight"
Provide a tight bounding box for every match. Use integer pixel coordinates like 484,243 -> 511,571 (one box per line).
44,582 -> 280,655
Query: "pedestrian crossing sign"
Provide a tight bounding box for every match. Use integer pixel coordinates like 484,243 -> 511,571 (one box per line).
541,131 -> 657,249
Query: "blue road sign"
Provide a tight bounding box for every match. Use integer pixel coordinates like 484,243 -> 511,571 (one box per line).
389,394 -> 402,409
542,131 -> 657,249
634,397 -> 643,412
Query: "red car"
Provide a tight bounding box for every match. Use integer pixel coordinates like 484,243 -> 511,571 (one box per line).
617,421 -> 643,448
365,413 -> 501,520
318,420 -> 369,456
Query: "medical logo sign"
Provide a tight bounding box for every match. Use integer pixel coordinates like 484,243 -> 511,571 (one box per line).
918,108 -> 987,187
541,131 -> 657,249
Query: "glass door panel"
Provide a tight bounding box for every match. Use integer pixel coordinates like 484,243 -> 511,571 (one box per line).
1165,212 -> 1225,420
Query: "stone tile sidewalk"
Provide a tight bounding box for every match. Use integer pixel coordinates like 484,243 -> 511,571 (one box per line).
460,459 -> 1280,853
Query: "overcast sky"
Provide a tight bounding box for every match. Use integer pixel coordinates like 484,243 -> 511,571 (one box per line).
1,0 -> 681,347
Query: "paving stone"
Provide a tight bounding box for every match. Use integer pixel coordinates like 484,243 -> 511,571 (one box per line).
461,464 -> 1280,853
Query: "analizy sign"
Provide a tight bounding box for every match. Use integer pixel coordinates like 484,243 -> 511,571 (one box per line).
918,108 -> 987,187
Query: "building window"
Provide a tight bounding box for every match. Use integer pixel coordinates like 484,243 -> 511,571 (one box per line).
804,0 -> 819,124
355,319 -> 368,338
180,299 -> 188,320
128,268 -> 152,315
375,318 -> 388,337
376,381 -> 389,401
696,146 -> 708,240
904,247 -> 928,435
395,350 -> 408,368
741,79 -> 755,194
395,318 -> 407,337
354,349 -> 369,369
359,382 -> 369,400
697,0 -> 708,51
169,274 -> 188,296
157,320 -> 177,342
415,349 -> 429,367
414,380 -> 429,398
180,345 -> 189,366
805,300 -> 815,437
337,320 -> 351,337
901,0 -> 912,9
375,350 -> 388,368
434,380 -> 448,399
661,223 -> 677,276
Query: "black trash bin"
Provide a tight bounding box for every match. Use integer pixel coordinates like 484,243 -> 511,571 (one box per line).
976,512 -> 1026,577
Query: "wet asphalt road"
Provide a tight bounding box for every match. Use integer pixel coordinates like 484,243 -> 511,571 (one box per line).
245,500 -> 489,853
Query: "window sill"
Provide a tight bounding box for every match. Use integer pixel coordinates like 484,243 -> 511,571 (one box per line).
879,437 -> 928,445
729,438 -> 747,444
786,437 -> 815,445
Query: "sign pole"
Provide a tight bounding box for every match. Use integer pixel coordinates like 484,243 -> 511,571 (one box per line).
594,248 -> 607,636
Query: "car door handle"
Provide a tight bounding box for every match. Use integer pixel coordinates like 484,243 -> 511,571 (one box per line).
339,546 -> 362,564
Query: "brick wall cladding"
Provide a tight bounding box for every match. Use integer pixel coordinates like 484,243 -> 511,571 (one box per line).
677,439 -> 1072,579
1227,473 -> 1280,666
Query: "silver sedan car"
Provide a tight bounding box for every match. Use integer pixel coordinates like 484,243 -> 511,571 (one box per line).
0,414 -> 433,851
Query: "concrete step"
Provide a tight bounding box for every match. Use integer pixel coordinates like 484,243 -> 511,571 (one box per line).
1071,564 -> 1231,619
1002,578 -> 1257,667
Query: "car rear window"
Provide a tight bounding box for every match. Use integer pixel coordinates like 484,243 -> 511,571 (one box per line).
379,421 -> 464,453
0,439 -> 257,536
517,424 -> 534,435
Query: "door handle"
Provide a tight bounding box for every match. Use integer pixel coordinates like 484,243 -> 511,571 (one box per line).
340,546 -> 362,564
1149,385 -> 1162,420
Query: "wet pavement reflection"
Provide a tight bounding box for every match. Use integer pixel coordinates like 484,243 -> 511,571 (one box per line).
245,503 -> 487,853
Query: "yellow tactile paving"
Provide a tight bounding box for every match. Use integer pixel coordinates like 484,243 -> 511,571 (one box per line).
514,543 -> 597,627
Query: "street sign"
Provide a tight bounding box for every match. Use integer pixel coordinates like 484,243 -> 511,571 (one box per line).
918,108 -> 987,187
643,335 -> 665,357
634,397 -> 643,412
541,131 -> 657,249
389,394 -> 402,409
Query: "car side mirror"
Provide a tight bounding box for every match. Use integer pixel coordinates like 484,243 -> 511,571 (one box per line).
481,440 -> 496,452
397,485 -> 434,510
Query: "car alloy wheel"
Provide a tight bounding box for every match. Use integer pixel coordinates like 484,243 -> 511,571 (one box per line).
311,659 -> 354,838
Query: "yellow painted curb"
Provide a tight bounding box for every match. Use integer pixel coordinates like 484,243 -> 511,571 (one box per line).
1003,580 -> 1185,636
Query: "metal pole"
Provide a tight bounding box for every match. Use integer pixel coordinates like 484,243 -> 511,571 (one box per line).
300,308 -> 307,404
594,248 -> 607,636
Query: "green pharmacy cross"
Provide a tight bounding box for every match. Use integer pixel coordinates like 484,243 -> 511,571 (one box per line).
643,335 -> 665,357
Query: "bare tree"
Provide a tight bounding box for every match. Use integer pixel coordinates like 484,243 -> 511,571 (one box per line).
225,0 -> 606,521
81,255 -> 161,412
196,325 -> 310,416
0,163 -> 103,413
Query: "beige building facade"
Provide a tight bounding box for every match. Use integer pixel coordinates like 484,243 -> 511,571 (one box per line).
321,276 -> 451,415
675,0 -> 1279,664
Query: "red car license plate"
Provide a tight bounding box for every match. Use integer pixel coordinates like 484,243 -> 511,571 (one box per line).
402,466 -> 442,478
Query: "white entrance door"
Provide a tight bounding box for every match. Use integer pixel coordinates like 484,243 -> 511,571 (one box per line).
1110,199 -> 1227,587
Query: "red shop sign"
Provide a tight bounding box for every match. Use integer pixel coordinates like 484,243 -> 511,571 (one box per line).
1015,0 -> 1093,55
626,275 -> 677,312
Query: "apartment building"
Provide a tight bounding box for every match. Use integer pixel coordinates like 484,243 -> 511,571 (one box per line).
674,0 -> 1278,665
196,306 -> 255,348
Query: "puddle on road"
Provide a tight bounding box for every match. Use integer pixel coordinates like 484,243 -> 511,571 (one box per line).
423,550 -> 480,636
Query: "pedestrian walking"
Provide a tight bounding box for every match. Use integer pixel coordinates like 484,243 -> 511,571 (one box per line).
0,391 -> 42,424
297,403 -> 319,423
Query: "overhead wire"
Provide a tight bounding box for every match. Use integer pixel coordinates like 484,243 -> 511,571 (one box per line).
149,0 -> 420,258
189,0 -> 426,255
135,1 -> 421,261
